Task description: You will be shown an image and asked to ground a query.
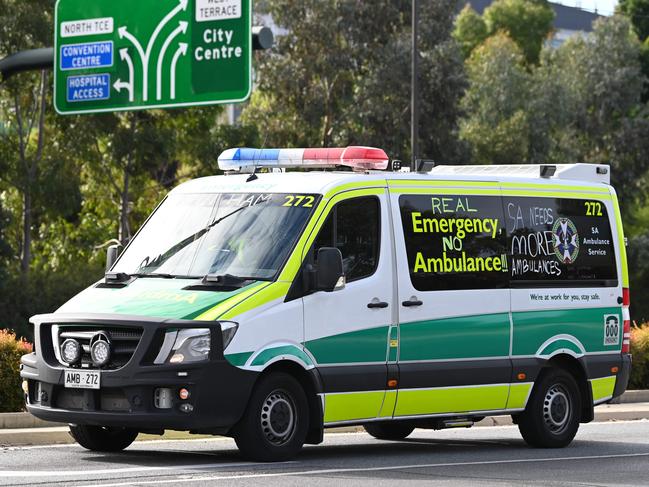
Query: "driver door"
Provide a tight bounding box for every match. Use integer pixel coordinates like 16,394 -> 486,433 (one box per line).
302,190 -> 396,424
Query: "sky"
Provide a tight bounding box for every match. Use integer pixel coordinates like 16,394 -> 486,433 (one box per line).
554,0 -> 618,16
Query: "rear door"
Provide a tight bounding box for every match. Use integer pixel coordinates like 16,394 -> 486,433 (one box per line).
506,191 -> 623,405
388,181 -> 512,418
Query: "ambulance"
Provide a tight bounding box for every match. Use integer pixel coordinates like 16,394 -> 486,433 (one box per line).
20,146 -> 632,461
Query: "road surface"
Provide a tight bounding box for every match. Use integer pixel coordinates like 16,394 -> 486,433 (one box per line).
2,421 -> 649,486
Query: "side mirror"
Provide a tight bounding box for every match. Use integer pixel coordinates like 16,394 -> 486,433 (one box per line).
316,247 -> 345,292
106,244 -> 121,272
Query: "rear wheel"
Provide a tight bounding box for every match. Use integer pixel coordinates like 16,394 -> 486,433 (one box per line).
233,372 -> 309,462
364,422 -> 415,441
518,367 -> 582,448
68,425 -> 138,452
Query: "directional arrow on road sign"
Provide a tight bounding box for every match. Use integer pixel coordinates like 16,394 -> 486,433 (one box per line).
157,21 -> 188,101
170,43 -> 188,100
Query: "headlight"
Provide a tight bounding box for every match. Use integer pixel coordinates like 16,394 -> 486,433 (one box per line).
153,328 -> 211,365
153,323 -> 239,365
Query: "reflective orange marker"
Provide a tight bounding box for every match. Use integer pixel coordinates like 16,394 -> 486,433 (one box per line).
611,366 -> 619,374
517,373 -> 527,381
387,379 -> 398,388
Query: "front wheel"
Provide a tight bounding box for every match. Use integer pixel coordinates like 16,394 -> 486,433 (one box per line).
517,367 -> 582,448
68,425 -> 138,452
233,372 -> 309,462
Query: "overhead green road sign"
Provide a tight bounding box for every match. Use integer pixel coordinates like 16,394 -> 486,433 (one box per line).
54,0 -> 251,115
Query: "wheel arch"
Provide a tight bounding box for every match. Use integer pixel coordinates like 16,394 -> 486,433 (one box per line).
545,353 -> 594,423
256,360 -> 324,445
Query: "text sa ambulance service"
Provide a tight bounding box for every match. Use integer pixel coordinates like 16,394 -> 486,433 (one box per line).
21,147 -> 631,461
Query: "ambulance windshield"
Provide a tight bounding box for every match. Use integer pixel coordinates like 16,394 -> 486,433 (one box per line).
112,192 -> 319,280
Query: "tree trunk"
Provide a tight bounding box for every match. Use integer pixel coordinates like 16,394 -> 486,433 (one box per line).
18,70 -> 48,275
117,113 -> 137,247
20,189 -> 31,274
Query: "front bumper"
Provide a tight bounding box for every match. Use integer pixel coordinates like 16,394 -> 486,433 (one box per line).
20,313 -> 257,433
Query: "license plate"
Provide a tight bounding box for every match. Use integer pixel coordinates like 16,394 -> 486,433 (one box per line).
64,369 -> 101,390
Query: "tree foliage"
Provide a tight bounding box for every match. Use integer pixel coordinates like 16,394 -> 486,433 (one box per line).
459,16 -> 648,207
619,0 -> 649,41
242,0 -> 467,163
460,33 -> 531,165
454,0 -> 554,64
484,0 -> 555,64
453,5 -> 489,58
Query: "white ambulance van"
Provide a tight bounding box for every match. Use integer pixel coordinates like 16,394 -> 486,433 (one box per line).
21,147 -> 631,461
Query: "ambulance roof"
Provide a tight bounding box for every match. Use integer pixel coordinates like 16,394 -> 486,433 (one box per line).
171,163 -> 611,197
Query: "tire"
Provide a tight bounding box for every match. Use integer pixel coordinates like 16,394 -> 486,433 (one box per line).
364,422 -> 415,441
518,367 -> 582,448
68,425 -> 138,452
233,372 -> 309,462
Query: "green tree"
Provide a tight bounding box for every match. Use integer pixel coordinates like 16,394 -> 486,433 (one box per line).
242,0 -> 467,163
619,0 -> 649,41
453,5 -> 489,58
458,15 -> 649,201
544,16 -> 647,205
484,0 -> 555,65
0,0 -> 54,275
459,33 -> 531,164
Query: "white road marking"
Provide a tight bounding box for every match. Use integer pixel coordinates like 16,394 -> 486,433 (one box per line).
0,461 -> 286,478
1,436 -> 232,451
75,452 -> 649,487
4,419 -> 649,452
3,420 -> 647,451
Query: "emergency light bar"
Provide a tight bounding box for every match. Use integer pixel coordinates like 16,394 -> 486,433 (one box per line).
218,146 -> 389,172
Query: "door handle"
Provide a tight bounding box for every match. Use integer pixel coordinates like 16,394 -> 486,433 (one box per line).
367,301 -> 389,309
402,299 -> 423,307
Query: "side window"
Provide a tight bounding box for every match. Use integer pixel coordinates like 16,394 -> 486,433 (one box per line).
398,194 -> 508,291
313,197 -> 380,282
505,197 -> 617,286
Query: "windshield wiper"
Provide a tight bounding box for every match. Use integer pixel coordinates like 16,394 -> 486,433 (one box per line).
202,274 -> 259,286
104,272 -> 194,283
131,272 -> 176,279
183,273 -> 270,292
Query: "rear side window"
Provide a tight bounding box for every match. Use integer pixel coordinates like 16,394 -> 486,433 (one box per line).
313,196 -> 380,282
505,197 -> 617,287
398,194 -> 508,291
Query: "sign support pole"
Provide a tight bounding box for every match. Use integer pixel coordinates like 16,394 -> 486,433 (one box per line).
1,28 -> 273,84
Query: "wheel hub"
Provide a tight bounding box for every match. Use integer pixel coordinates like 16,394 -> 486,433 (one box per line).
543,384 -> 571,434
260,390 -> 296,446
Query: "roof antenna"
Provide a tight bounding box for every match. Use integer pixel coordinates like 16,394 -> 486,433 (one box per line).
246,167 -> 258,182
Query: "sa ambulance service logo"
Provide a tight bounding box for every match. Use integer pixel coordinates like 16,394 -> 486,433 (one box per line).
604,314 -> 621,346
553,218 -> 580,264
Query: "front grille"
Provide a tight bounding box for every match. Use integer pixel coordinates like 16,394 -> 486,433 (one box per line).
53,325 -> 143,369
